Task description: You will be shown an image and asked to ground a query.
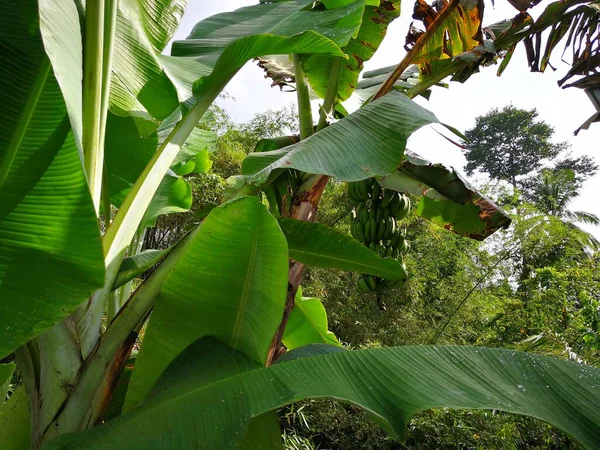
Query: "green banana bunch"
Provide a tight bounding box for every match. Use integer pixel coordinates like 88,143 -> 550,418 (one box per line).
357,274 -> 378,293
389,192 -> 411,220
347,179 -> 412,293
347,179 -> 373,203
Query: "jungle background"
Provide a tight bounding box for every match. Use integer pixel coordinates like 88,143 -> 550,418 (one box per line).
143,105 -> 600,450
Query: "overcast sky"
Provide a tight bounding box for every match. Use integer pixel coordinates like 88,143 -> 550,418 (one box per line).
172,0 -> 600,238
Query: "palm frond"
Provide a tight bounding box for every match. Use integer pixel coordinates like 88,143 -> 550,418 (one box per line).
568,210 -> 600,225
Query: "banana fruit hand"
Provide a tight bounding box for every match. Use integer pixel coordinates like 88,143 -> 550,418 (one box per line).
346,180 -> 412,293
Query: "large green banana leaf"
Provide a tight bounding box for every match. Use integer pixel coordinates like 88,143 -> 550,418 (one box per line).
171,0 -> 366,60
241,91 -> 438,183
279,218 -> 407,279
0,0 -> 105,358
38,0 -> 84,155
103,111 -> 215,227
124,197 -> 289,408
170,0 -> 367,105
44,337 -> 600,449
109,0 -> 188,120
102,3 -> 351,272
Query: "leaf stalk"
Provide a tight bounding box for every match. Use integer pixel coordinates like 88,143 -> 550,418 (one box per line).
82,0 -> 106,213
294,54 -> 314,140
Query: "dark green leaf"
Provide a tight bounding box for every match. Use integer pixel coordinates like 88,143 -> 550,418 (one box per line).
112,249 -> 172,290
378,151 -> 511,240
279,218 -> 407,279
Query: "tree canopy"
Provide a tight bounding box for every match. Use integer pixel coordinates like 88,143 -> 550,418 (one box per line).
463,106 -> 568,188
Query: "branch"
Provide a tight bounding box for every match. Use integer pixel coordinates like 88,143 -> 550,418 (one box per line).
429,242 -> 520,344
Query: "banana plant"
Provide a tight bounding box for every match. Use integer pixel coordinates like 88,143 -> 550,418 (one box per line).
1,0 -> 599,449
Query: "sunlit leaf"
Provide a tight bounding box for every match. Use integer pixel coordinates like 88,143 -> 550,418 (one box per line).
0,387 -> 31,450
0,0 -> 105,358
124,197 -> 288,408
112,248 -> 172,290
283,290 -> 340,349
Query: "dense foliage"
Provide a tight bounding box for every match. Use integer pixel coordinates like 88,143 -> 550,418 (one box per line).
1,0 -> 599,449
152,109 -> 600,449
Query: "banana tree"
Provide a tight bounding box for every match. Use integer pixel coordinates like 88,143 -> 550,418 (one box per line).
1,0 -> 599,449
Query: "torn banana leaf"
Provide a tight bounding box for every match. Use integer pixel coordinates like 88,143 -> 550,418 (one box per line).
378,151 -> 510,240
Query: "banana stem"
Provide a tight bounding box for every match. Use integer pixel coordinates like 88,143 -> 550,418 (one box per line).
316,56 -> 342,131
294,54 -> 313,140
82,0 -> 106,213
96,0 -> 118,221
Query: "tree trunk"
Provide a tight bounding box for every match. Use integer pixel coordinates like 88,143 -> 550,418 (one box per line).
266,174 -> 329,365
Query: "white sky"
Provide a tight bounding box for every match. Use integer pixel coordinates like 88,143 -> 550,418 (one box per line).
173,0 -> 600,238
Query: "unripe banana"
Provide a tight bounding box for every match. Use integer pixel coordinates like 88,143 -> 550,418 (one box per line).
393,194 -> 411,220
396,234 -> 405,249
404,195 -> 411,213
357,181 -> 369,200
367,275 -> 377,291
385,245 -> 393,257
376,218 -> 385,240
369,218 -> 377,242
381,188 -> 394,208
390,229 -> 400,248
348,183 -> 362,203
392,247 -> 400,259
389,192 -> 401,215
400,238 -> 410,255
364,220 -> 372,243
357,276 -> 371,293
372,182 -> 381,202
381,218 -> 391,240
351,220 -> 359,240
375,206 -> 383,224
359,206 -> 370,224
357,220 -> 367,242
